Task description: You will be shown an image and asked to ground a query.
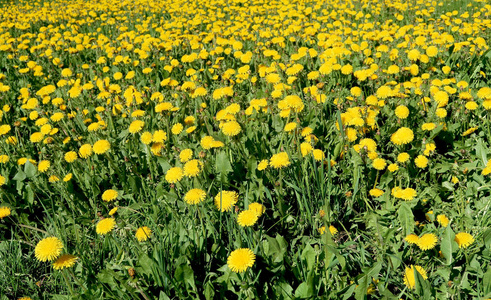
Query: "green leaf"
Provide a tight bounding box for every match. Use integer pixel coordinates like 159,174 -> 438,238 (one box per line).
13,170 -> 26,182
397,203 -> 414,236
440,226 -> 455,265
294,281 -> 313,299
24,161 -> 37,178
175,264 -> 196,291
484,267 -> 491,295
476,138 -> 488,166
301,244 -> 316,271
215,151 -> 232,182
483,228 -> 491,249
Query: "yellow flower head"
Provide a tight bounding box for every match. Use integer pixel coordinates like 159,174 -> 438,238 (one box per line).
135,226 -> 152,242
227,248 -> 255,273
35,237 -> 63,262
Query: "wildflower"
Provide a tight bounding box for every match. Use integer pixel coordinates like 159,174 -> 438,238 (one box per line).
248,203 -> 265,216
397,153 -> 410,163
63,173 -> 72,182
414,155 -> 429,168
227,248 -> 255,273
93,140 -> 110,154
96,218 -> 116,235
179,149 -> 193,163
237,209 -> 259,227
257,159 -> 269,171
0,206 -> 11,219
405,234 -> 419,244
184,189 -> 206,205
171,123 -> 183,135
109,207 -> 118,216
165,167 -> 184,183
221,121 -> 241,136
395,105 -> 409,119
372,158 -> 386,170
140,132 -> 153,144
369,188 -> 384,197
437,215 -> 449,227
417,233 -> 438,250
102,189 -> 118,202
35,237 -> 63,262
284,122 -> 297,132
391,127 -> 414,145
79,144 -> 93,158
388,163 -> 399,172
64,151 -> 78,163
318,225 -> 338,235
403,265 -> 428,289
183,159 -> 202,177
269,152 -> 290,169
135,226 -> 152,242
53,254 -> 78,270
214,191 -> 238,212
129,120 -> 144,133
455,232 -> 474,249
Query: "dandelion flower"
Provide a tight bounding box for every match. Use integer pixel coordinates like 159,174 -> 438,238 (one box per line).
372,158 -> 386,170
93,140 -> 110,154
35,237 -> 63,262
135,226 -> 152,242
221,121 -> 241,137
179,149 -> 193,163
171,123 -> 183,135
165,167 -> 184,183
318,225 -> 338,235
397,153 -> 410,163
64,151 -> 78,163
248,203 -> 265,216
227,248 -> 255,273
184,188 -> 206,205
403,265 -> 427,289
214,190 -> 238,212
129,120 -> 144,134
269,152 -> 290,169
455,232 -> 474,249
436,214 -> 449,227
96,218 -> 116,235
405,234 -> 419,244
53,254 -> 78,270
391,127 -> 414,145
417,233 -> 438,250
183,159 -> 202,177
257,159 -> 269,171
414,155 -> 428,168
0,206 -> 11,219
237,209 -> 259,227
369,188 -> 384,197
79,144 -> 93,158
395,105 -> 409,119
102,189 -> 118,202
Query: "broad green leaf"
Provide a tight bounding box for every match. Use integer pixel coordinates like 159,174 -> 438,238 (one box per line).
294,281 -> 313,299
397,203 -> 414,236
440,226 -> 455,265
301,244 -> 316,271
24,161 -> 36,178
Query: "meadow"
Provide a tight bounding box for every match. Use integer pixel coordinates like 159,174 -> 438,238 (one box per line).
0,0 -> 490,298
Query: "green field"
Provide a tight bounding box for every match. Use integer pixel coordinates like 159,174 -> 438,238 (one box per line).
0,0 -> 490,299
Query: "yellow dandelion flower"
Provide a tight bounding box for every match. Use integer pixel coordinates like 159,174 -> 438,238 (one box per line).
184,188 -> 206,205
183,159 -> 202,177
214,190 -> 238,212
0,206 -> 11,219
417,233 -> 438,250
96,218 -> 116,235
455,232 -> 474,249
53,254 -> 78,270
35,237 -> 63,262
135,226 -> 152,242
165,167 -> 184,183
227,248 -> 255,273
405,234 -> 419,244
237,209 -> 259,227
248,203 -> 265,216
102,189 -> 118,202
93,140 -> 110,154
269,152 -> 290,169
